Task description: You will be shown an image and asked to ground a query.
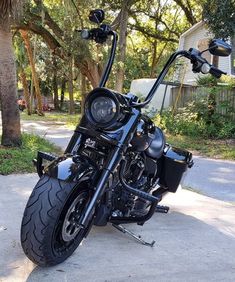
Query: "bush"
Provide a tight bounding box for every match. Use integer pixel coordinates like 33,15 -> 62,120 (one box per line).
156,100 -> 235,139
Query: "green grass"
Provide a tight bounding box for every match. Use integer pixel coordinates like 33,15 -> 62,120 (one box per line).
20,112 -> 235,161
0,133 -> 62,175
20,112 -> 80,128
166,133 -> 235,160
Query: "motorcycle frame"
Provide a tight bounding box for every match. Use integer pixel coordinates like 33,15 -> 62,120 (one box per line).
62,34 -> 192,228
40,27 -> 194,229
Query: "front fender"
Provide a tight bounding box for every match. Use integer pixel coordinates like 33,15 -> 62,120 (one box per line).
45,155 -> 98,183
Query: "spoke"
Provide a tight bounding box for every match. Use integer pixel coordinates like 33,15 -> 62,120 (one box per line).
66,224 -> 73,233
64,221 -> 70,230
61,192 -> 88,242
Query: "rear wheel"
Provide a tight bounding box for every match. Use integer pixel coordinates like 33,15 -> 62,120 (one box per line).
21,175 -> 93,266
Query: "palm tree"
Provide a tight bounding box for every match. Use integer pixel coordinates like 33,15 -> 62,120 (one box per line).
0,0 -> 21,146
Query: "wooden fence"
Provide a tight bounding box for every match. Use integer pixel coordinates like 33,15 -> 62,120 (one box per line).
171,85 -> 235,120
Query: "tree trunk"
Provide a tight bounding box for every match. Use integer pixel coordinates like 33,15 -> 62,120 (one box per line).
20,30 -> 44,116
19,71 -> 31,115
79,58 -> 101,88
0,28 -> 21,146
30,79 -> 35,114
115,1 -> 129,92
150,40 -> 157,78
207,89 -> 217,125
68,58 -> 75,115
52,57 -> 59,111
60,78 -> 66,110
207,57 -> 218,126
212,55 -> 219,68
80,74 -> 87,115
53,74 -> 59,110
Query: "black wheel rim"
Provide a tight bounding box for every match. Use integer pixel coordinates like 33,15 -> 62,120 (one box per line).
52,190 -> 90,255
62,192 -> 87,242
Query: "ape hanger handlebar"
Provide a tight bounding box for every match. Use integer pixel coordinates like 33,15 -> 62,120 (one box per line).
79,15 -> 226,108
79,24 -> 118,89
131,49 -> 226,107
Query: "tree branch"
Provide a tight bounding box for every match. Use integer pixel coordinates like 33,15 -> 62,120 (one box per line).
173,0 -> 197,25
14,22 -> 66,58
129,24 -> 178,43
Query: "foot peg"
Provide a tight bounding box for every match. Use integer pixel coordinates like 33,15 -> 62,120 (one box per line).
112,224 -> 155,247
155,205 -> 169,213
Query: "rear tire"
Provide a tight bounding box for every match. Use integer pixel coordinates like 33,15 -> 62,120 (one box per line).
21,175 -> 92,266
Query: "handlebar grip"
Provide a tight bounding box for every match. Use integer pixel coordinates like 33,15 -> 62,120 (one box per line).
80,29 -> 91,40
209,66 -> 226,78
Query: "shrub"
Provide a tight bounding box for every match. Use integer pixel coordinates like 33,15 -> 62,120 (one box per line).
156,100 -> 235,139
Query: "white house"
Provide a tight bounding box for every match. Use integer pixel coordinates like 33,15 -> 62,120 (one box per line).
177,21 -> 235,85
130,22 -> 235,113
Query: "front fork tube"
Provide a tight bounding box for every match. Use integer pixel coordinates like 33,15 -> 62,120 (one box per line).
73,109 -> 140,228
64,131 -> 82,155
79,146 -> 123,228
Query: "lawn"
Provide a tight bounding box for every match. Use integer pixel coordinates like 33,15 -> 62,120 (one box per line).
0,133 -> 62,175
166,134 -> 235,160
20,111 -> 80,128
20,112 -> 235,161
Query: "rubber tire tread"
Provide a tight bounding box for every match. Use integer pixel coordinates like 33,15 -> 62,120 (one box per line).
21,174 -> 87,266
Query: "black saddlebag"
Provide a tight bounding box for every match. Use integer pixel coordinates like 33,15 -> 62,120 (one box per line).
159,145 -> 193,193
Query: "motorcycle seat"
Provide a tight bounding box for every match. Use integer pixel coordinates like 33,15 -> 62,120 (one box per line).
145,127 -> 165,159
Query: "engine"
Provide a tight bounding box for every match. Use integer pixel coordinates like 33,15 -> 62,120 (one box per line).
112,151 -> 158,216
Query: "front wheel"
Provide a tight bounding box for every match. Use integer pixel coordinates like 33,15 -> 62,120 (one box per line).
21,175 -> 93,266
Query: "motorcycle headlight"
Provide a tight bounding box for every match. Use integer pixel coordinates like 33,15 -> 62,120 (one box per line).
85,88 -> 128,129
90,96 -> 117,124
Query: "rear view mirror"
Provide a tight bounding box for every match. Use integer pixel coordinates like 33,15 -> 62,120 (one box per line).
209,39 -> 232,57
89,9 -> 105,24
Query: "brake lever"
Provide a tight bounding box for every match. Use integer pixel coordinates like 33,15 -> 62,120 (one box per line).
209,66 -> 226,78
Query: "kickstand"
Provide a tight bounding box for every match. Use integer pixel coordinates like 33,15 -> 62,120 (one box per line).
112,224 -> 155,247
155,205 -> 169,213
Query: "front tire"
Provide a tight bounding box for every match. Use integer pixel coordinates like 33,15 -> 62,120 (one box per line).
21,175 -> 92,266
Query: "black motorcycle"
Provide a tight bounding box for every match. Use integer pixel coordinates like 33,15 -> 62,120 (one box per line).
20,9 -> 232,266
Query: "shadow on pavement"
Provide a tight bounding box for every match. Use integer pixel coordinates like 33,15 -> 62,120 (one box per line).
1,210 -> 235,282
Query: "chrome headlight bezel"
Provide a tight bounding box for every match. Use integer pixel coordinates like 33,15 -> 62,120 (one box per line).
85,88 -> 127,129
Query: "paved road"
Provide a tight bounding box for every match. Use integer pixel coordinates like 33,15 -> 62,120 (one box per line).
183,156 -> 235,202
0,175 -> 235,282
18,119 -> 235,202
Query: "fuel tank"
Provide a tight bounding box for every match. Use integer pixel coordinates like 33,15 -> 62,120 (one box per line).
131,115 -> 165,159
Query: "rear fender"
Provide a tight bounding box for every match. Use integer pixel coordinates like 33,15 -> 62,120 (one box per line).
44,154 -> 99,183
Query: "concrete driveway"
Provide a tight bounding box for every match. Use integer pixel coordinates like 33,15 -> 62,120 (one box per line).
1,118 -> 235,281
0,173 -> 235,282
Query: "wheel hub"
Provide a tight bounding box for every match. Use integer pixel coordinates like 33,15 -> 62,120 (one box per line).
62,193 -> 87,242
